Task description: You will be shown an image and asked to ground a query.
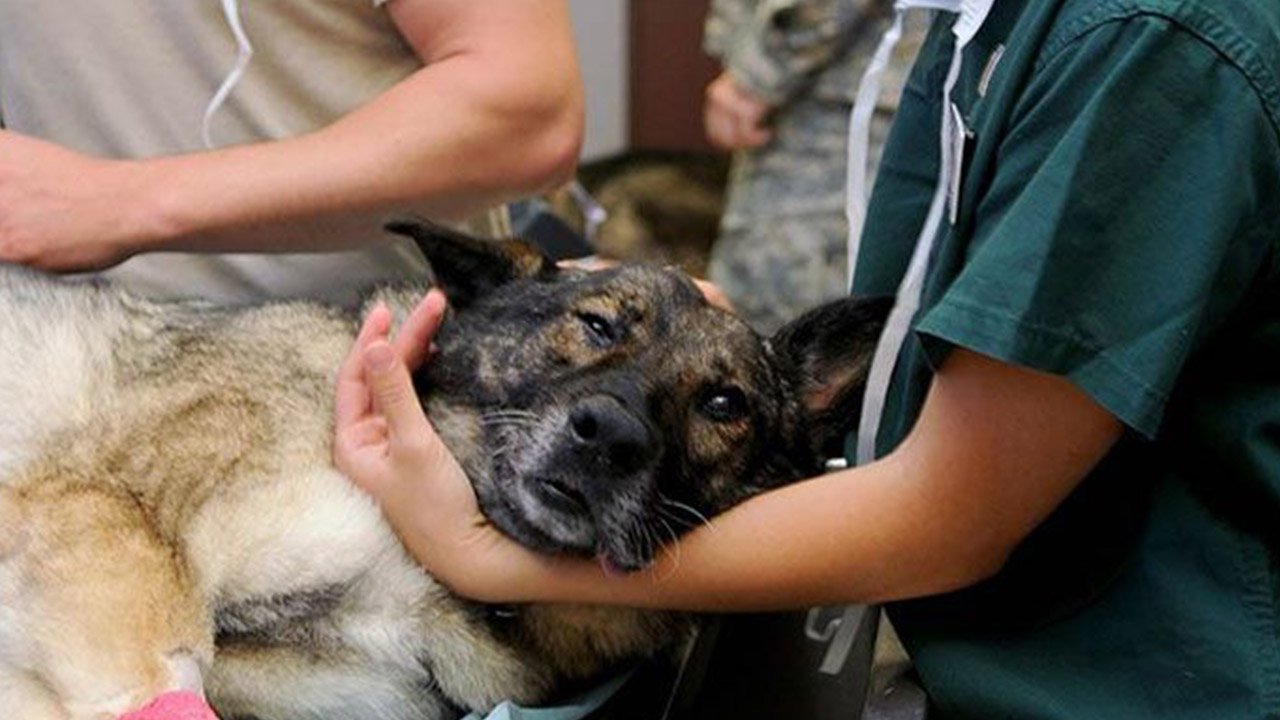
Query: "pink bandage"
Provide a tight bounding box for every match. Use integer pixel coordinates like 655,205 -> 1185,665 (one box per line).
118,691 -> 218,720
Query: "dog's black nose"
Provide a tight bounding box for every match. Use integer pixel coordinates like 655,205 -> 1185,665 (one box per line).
569,395 -> 653,473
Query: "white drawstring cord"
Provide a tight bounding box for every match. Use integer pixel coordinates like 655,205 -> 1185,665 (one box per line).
567,181 -> 608,245
849,0 -> 995,465
202,0 -> 254,149
855,43 -> 963,465
844,0 -> 968,287
844,8 -> 906,285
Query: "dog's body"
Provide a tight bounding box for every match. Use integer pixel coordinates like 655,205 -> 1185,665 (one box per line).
0,224 -> 883,720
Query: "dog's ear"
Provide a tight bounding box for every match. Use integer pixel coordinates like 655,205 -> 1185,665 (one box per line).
770,297 -> 893,454
386,219 -> 558,308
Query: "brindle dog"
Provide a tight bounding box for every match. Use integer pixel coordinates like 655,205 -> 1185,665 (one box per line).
0,222 -> 885,720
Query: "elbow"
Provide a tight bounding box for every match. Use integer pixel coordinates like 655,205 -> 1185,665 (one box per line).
383,52 -> 584,218
519,101 -> 583,193
479,69 -> 584,197
401,82 -> 583,224
519,77 -> 585,193
911,533 -> 1018,599
961,542 -> 1014,587
896,527 -> 1013,599
521,50 -> 585,192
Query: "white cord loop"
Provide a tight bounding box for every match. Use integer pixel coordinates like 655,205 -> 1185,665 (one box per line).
202,0 -> 255,149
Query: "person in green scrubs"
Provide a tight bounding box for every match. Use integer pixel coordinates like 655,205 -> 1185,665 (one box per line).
332,1 -> 1280,718
855,1 -> 1280,717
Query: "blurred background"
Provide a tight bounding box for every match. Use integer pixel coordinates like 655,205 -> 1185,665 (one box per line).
571,0 -> 719,161
550,0 -> 922,336
556,0 -> 727,278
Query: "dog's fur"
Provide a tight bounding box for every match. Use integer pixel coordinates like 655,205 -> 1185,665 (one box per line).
0,222 -> 885,720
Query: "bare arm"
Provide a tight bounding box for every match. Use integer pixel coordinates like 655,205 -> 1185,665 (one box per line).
0,0 -> 583,271
336,296 -> 1123,610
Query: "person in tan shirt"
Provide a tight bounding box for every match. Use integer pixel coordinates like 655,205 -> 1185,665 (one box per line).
0,0 -> 583,307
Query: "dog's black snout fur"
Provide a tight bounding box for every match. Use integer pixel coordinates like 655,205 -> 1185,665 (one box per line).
569,395 -> 653,473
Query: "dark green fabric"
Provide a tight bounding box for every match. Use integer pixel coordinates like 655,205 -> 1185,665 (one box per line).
852,1 -> 1280,718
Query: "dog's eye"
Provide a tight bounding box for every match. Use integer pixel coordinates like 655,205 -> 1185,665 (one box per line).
577,312 -> 618,347
699,386 -> 749,423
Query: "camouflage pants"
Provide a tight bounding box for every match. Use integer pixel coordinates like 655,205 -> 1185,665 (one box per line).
709,212 -> 848,335
705,7 -> 928,333
708,97 -> 863,335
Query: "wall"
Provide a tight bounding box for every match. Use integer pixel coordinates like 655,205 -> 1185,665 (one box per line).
629,0 -> 719,152
569,0 -> 630,161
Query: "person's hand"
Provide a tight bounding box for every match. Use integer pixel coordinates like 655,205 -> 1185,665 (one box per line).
333,290 -> 548,601
703,71 -> 774,151
0,130 -> 156,271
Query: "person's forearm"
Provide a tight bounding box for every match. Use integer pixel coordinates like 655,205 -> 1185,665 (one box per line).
372,347 -> 1119,613
505,453 -> 1003,611
133,39 -> 581,254
0,1 -> 581,272
482,351 -> 1121,611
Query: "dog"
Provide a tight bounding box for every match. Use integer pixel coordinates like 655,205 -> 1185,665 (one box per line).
0,221 -> 886,720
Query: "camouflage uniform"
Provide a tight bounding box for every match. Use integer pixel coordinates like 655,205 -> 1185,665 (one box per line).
704,0 -> 925,333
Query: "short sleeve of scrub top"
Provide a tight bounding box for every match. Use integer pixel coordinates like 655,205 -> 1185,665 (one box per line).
913,15 -> 1280,438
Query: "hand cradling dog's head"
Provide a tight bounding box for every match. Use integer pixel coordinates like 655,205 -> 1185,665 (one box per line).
387,221 -> 889,574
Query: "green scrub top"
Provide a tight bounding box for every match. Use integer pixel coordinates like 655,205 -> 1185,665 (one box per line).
852,1 -> 1280,718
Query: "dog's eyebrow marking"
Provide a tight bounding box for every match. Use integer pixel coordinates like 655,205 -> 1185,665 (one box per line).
657,267 -> 703,302
574,296 -> 622,320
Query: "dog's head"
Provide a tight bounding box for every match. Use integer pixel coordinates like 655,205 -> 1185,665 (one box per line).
389,221 -> 888,573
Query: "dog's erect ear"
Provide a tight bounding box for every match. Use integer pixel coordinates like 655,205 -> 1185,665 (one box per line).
386,219 -> 558,308
770,297 -> 893,455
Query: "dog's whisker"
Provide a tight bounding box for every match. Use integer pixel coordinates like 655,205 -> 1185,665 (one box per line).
480,416 -> 538,425
654,496 -> 697,530
655,516 -> 680,547
658,496 -> 716,534
654,505 -> 695,532
481,409 -> 541,422
492,407 -> 539,416
480,414 -> 535,422
480,417 -> 538,429
624,518 -> 649,572
654,517 -> 681,581
665,503 -> 712,530
643,524 -> 659,580
625,519 -> 642,558
634,519 -> 659,579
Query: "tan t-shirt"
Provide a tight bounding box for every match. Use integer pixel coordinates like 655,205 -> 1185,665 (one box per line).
0,0 -> 508,306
